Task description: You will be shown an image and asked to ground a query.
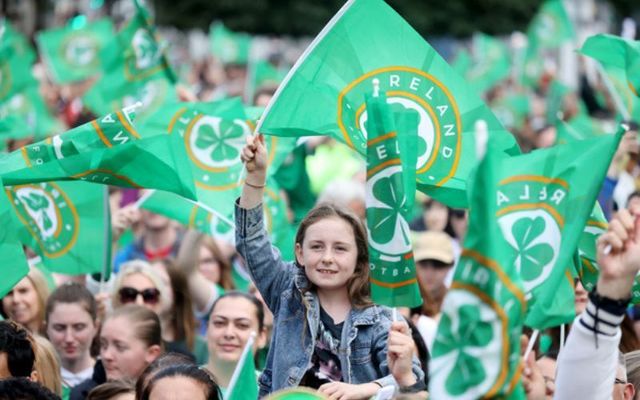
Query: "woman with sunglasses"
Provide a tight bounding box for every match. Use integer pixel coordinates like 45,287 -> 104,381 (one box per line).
112,260 -> 204,362
71,305 -> 163,400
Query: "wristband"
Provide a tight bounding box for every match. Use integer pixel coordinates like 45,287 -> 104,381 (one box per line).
245,180 -> 266,189
589,287 -> 630,316
399,380 -> 426,394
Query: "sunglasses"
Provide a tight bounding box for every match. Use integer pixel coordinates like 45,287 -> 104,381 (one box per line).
118,287 -> 160,305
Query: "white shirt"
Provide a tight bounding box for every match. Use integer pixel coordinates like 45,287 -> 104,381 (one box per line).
61,365 -> 94,388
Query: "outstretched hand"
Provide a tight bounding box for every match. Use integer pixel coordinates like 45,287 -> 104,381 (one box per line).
240,134 -> 268,176
596,207 -> 640,299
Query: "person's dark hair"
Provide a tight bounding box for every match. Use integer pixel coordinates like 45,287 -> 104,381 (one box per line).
0,321 -> 35,378
209,291 -> 265,332
87,380 -> 134,400
140,364 -> 221,400
0,377 -> 60,400
295,203 -> 372,308
45,282 -> 98,323
159,259 -> 197,350
135,352 -> 195,399
406,318 -> 430,386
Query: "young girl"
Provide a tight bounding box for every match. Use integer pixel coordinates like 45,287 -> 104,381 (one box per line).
238,135 -> 423,398
45,282 -> 99,389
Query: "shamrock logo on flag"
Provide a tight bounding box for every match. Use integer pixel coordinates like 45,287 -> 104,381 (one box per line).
18,189 -> 57,237
65,37 -> 97,67
131,28 -> 160,70
430,289 -> 502,398
189,116 -> 248,168
498,210 -> 561,293
366,166 -> 412,256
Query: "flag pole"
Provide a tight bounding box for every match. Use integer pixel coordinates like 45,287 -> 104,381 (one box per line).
227,332 -> 256,397
594,62 -> 631,122
523,329 -> 539,361
99,186 -> 111,295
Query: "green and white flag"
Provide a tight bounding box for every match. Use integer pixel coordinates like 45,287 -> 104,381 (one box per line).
430,140 -> 526,399
0,84 -> 62,140
581,34 -> 640,100
0,177 -> 29,298
83,5 -> 177,121
467,33 -> 511,94
7,181 -> 110,275
0,108 -> 196,200
37,18 -> 113,84
527,0 -> 574,52
493,131 -> 621,329
257,0 -> 519,208
226,334 -> 258,400
491,94 -> 530,131
365,89 -> 421,308
138,190 -> 234,238
0,24 -> 36,103
209,22 -> 252,65
574,203 -> 607,292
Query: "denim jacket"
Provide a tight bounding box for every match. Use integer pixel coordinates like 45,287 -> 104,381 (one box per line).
235,202 -> 424,396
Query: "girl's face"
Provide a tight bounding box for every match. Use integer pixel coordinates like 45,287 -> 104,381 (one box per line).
198,245 -> 221,285
295,216 -> 358,293
46,303 -> 97,365
207,297 -> 265,363
2,277 -> 40,328
119,273 -> 163,315
100,316 -> 158,381
425,201 -> 448,231
148,376 -> 207,400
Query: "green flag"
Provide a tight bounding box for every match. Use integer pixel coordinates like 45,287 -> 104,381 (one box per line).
0,26 -> 36,103
527,0 -> 574,52
138,189 -> 234,238
246,60 -> 287,103
0,108 -> 196,200
7,181 -> 110,275
257,0 -> 519,208
83,6 -> 177,121
37,18 -> 113,84
209,22 -> 252,65
574,203 -> 607,291
491,94 -> 530,131
430,140 -> 526,399
581,34 -> 640,99
365,89 -> 421,308
466,33 -> 511,93
226,334 -> 258,400
0,177 -> 29,298
545,80 -> 571,123
451,48 -> 472,77
493,131 -> 622,329
0,83 -> 62,140
262,388 -> 328,399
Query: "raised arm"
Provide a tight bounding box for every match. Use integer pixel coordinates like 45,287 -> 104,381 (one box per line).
239,134 -> 267,209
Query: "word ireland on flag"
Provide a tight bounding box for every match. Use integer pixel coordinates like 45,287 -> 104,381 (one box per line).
430,139 -> 526,399
365,87 -> 421,308
0,108 -> 196,200
7,181 -> 110,276
257,0 -> 519,208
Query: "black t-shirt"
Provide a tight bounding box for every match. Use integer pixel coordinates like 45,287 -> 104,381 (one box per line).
299,307 -> 344,388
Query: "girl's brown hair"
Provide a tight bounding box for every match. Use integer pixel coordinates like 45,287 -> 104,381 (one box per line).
295,203 -> 372,309
105,305 -> 163,349
162,259 -> 197,350
45,282 -> 97,323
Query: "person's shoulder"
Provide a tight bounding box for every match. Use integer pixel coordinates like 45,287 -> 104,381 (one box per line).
69,378 -> 98,400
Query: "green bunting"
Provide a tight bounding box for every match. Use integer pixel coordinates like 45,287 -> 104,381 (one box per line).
258,0 -> 519,208
7,181 -> 110,275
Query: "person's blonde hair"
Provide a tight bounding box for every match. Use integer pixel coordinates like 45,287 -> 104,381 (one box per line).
1,267 -> 50,335
111,260 -> 170,310
32,335 -> 62,396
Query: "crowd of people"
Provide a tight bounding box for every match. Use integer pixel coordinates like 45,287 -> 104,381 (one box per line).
2,0 -> 640,399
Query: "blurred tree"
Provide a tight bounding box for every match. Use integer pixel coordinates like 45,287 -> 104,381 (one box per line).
152,0 -> 544,38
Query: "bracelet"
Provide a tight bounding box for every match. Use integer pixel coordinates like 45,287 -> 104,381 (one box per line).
245,180 -> 266,189
399,380 -> 427,394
